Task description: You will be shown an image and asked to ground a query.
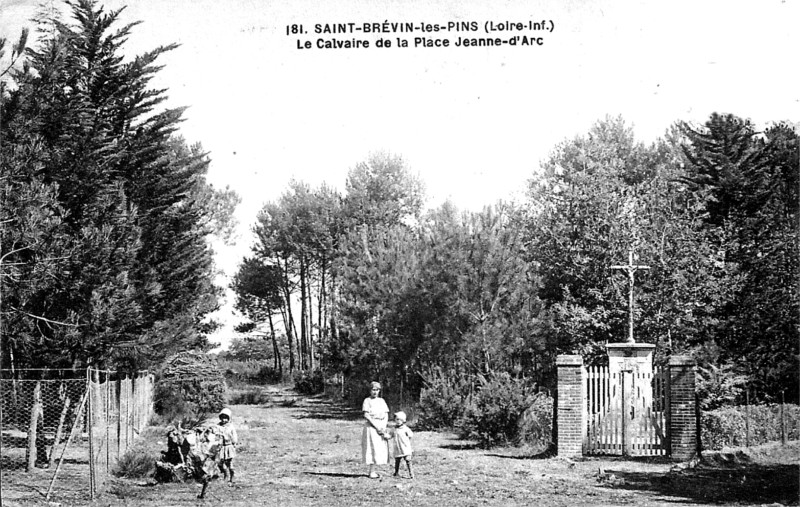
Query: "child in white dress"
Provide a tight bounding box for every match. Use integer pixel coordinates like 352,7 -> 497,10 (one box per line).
391,411 -> 414,479
216,408 -> 238,486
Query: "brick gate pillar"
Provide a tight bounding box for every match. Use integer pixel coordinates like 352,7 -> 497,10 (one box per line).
556,355 -> 585,457
668,356 -> 697,460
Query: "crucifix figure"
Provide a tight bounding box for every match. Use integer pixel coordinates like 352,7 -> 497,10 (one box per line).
611,247 -> 650,343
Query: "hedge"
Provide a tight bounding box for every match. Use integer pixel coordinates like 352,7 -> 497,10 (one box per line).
701,403 -> 800,450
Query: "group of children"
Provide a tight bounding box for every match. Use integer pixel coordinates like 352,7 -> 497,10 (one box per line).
185,380 -> 413,498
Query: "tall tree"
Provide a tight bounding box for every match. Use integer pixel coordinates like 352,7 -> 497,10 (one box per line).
1,0 -> 235,371
250,200 -> 299,371
231,257 -> 285,373
523,116 -> 733,366
416,203 -> 540,376
333,201 -> 546,391
680,115 -> 799,400
244,181 -> 345,372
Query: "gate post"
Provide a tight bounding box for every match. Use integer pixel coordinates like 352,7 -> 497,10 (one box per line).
556,355 -> 585,457
668,356 -> 697,460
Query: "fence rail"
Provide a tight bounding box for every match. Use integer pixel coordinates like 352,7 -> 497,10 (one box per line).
0,368 -> 154,505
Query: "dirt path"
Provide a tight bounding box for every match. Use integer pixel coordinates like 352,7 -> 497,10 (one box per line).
101,385 -> 798,507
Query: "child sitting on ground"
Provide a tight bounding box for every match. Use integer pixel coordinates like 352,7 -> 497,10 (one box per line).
390,411 -> 414,479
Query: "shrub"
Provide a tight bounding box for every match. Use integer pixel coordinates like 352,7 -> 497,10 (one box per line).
696,362 -> 748,411
114,446 -> 156,478
224,336 -> 274,362
456,372 -> 539,448
416,368 -> 473,430
702,403 -> 800,450
293,369 -> 324,395
228,388 -> 272,405
256,365 -> 285,383
152,388 -> 193,425
219,359 -> 283,386
517,392 -> 555,450
154,351 -> 226,426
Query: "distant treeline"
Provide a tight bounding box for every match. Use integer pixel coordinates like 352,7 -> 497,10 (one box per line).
231,117 -> 798,405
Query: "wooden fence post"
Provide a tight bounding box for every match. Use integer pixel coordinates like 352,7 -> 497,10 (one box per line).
781,390 -> 786,445
26,381 -> 44,471
46,389 -> 89,501
48,396 -> 71,468
88,369 -> 97,499
745,389 -> 750,448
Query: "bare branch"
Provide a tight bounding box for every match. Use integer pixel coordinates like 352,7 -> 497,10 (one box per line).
7,305 -> 82,328
1,245 -> 32,262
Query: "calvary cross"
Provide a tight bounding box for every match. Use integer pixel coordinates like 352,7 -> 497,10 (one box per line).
611,247 -> 650,343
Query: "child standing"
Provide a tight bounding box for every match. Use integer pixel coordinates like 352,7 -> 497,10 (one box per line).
361,381 -> 389,478
192,425 -> 221,499
391,411 -> 414,479
216,408 -> 238,486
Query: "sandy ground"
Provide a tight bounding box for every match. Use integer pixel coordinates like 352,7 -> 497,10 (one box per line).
4,384 -> 798,506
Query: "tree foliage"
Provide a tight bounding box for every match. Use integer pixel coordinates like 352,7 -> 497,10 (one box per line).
333,200 -> 546,392
231,116 -> 797,405
0,0 -> 236,372
342,151 -> 424,228
680,114 -> 799,399
523,117 -> 732,367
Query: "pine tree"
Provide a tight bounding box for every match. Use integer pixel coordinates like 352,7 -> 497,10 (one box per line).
681,115 -> 799,400
1,0 -> 232,371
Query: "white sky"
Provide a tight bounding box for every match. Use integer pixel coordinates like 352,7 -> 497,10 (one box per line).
2,0 -> 798,349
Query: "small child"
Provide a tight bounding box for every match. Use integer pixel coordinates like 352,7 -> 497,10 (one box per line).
216,408 -> 238,486
191,425 -> 221,499
391,411 -> 414,479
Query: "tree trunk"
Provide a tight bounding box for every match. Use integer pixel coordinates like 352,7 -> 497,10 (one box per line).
279,306 -> 293,372
299,256 -> 308,370
280,255 -> 296,372
268,311 -> 282,375
305,256 -> 314,371
318,263 -> 326,370
329,271 -> 338,343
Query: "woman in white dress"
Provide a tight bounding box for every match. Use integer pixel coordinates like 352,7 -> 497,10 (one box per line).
361,381 -> 389,478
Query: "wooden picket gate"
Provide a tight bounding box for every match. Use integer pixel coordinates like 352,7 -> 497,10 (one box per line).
584,366 -> 669,456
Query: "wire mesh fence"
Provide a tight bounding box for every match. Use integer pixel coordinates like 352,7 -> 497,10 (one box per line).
0,368 -> 154,505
